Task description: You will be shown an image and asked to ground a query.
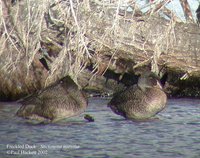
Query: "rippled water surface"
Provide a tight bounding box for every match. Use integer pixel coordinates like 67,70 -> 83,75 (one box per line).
0,98 -> 200,158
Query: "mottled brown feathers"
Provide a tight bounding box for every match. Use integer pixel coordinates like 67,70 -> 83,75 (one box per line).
108,72 -> 167,120
16,76 -> 87,122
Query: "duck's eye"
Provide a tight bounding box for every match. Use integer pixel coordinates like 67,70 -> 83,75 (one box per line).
149,78 -> 157,86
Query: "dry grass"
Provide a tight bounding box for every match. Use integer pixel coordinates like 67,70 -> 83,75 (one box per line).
0,0 -> 197,97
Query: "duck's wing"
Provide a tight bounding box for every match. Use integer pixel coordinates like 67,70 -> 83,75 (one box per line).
39,82 -> 87,119
108,85 -> 138,106
108,85 -> 141,117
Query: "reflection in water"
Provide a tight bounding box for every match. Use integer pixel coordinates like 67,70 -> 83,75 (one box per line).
0,98 -> 200,158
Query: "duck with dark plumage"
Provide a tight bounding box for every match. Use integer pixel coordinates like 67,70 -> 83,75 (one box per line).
16,76 -> 88,122
108,72 -> 167,120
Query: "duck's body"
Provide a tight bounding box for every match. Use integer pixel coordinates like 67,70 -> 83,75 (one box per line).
108,72 -> 167,120
16,76 -> 87,122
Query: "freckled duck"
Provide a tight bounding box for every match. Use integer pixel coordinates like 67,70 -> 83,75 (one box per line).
108,72 -> 167,120
16,76 -> 88,122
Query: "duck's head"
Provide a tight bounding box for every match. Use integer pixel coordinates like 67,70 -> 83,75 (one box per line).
60,76 -> 79,91
137,72 -> 162,91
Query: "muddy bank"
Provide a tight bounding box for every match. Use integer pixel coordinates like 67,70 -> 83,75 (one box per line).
0,60 -> 200,101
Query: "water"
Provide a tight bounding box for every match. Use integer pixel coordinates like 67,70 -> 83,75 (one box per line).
0,98 -> 200,158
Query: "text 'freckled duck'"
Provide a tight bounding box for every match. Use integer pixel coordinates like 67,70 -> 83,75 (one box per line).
16,76 -> 88,122
108,72 -> 167,120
